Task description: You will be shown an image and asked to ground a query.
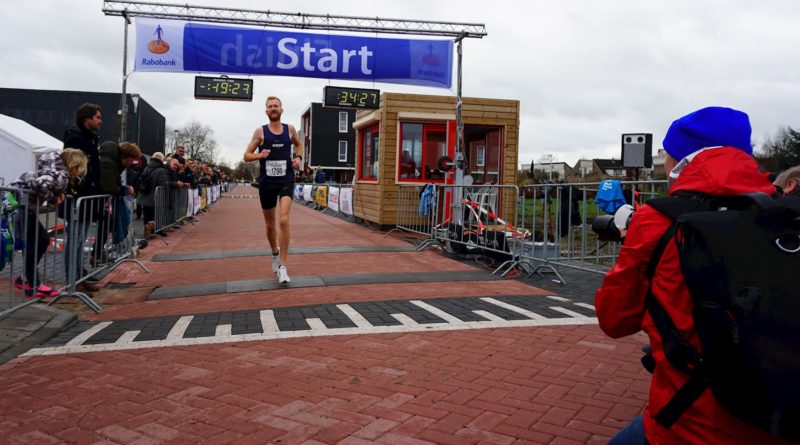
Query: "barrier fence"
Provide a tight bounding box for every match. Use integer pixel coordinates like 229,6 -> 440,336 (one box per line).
293,183 -> 355,222
1,189 -> 147,315
146,184 -> 225,244
513,180 -> 668,281
2,183 -> 228,316
288,179 -> 668,286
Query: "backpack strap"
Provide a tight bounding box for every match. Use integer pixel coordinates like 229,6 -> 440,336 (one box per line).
643,196 -> 711,428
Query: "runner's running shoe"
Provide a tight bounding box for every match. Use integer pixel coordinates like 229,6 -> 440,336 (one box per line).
277,266 -> 290,284
272,250 -> 281,273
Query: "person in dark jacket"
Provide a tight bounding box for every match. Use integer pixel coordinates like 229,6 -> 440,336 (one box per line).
62,103 -> 102,283
138,152 -> 169,234
63,103 -> 102,197
92,141 -> 140,260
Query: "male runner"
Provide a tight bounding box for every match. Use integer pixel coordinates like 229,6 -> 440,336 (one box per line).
243,96 -> 303,283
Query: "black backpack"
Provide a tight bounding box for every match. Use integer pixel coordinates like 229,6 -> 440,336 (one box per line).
139,167 -> 154,195
645,192 -> 800,441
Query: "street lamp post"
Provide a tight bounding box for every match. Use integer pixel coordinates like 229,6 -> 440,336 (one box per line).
173,129 -> 179,153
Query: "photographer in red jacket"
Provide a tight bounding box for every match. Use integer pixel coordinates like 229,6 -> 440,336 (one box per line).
596,107 -> 788,445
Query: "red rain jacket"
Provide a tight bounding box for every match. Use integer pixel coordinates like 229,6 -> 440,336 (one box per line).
595,147 -> 789,445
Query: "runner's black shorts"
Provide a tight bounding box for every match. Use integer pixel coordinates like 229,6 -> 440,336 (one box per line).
258,180 -> 293,210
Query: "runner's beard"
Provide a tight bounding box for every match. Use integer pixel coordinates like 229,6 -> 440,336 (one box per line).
268,111 -> 282,122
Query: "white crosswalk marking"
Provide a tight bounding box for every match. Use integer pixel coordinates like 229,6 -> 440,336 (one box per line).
216,324 -> 232,337
574,302 -> 596,311
166,316 -> 193,340
116,331 -> 140,344
472,310 -> 505,322
24,297 -> 600,357
550,306 -> 592,318
409,300 -> 462,324
546,295 -> 571,302
336,304 -> 372,328
65,321 -> 112,346
480,298 -> 546,320
259,310 -> 280,334
306,318 -> 328,334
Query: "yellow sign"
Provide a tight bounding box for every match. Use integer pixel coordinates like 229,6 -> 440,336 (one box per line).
315,185 -> 328,207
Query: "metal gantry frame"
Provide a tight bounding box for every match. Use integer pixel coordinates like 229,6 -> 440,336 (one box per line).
103,0 -> 486,192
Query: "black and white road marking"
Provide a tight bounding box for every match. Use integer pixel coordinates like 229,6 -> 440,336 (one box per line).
25,295 -> 596,356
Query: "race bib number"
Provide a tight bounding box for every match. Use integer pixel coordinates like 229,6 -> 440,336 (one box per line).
266,160 -> 287,177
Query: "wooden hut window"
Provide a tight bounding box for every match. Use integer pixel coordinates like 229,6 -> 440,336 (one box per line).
359,124 -> 380,181
398,122 -> 446,182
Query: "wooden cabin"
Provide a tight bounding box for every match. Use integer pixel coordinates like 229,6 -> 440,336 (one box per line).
352,92 -> 520,227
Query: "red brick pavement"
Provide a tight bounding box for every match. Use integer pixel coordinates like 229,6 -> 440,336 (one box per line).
0,186 -> 650,443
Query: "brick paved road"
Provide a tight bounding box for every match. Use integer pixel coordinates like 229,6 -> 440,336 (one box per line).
0,186 -> 649,444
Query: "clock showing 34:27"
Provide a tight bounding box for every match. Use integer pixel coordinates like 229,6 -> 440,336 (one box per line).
323,86 -> 380,109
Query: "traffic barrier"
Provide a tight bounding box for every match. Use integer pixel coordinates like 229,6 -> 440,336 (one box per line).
514,180 -> 668,282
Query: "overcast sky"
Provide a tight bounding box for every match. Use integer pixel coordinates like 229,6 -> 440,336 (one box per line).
2,0 -> 799,168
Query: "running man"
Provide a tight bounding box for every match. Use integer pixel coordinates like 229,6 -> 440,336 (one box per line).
243,96 -> 303,284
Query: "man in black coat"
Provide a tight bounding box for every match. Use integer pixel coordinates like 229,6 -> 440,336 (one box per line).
62,103 -> 102,286
63,103 -> 102,196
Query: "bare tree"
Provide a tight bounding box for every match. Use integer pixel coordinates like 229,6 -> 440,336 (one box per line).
233,160 -> 258,182
170,120 -> 219,164
757,126 -> 800,171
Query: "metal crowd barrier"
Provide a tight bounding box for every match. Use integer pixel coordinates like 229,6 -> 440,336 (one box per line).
514,180 -> 668,282
385,184 -> 440,250
2,188 -> 149,315
144,184 -> 227,245
292,182 -> 356,222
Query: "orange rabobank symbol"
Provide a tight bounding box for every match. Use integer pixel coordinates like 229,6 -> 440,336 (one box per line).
148,24 -> 170,54
423,44 -> 440,67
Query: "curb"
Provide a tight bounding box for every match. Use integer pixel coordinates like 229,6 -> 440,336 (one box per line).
0,305 -> 78,364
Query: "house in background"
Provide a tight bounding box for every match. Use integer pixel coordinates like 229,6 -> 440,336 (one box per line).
592,158 -> 626,178
533,161 -> 573,180
300,103 -> 356,183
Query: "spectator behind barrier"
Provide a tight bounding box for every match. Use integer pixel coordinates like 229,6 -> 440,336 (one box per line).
138,152 -> 169,236
10,149 -> 87,299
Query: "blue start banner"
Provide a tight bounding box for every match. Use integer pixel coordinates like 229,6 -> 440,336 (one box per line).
134,18 -> 453,88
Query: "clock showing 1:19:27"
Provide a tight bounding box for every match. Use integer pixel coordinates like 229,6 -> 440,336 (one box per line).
323,86 -> 380,109
194,76 -> 254,102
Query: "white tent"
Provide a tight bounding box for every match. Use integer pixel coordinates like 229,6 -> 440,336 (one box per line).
0,114 -> 62,186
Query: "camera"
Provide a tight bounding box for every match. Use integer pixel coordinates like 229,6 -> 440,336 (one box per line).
591,204 -> 634,242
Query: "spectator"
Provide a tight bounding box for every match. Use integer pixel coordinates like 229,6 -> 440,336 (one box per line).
62,103 -> 102,284
174,145 -> 186,165
138,152 -> 168,236
130,155 -> 147,220
10,149 -> 87,299
63,103 -> 102,196
314,169 -> 327,184
596,107 -> 779,445
773,165 -> 800,196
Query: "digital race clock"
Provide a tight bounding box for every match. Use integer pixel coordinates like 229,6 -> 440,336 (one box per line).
194,76 -> 254,102
323,86 -> 380,109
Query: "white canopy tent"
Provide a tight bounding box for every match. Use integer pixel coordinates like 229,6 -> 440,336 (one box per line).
0,114 -> 62,186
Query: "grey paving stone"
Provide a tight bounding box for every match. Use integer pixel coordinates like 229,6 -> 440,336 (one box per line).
148,283 -> 227,300
150,245 -> 416,262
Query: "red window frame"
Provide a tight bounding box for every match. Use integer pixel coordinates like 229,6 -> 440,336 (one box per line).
358,124 -> 380,182
397,121 -> 448,183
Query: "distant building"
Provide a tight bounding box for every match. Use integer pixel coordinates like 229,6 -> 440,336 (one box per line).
572,159 -> 595,178
0,87 -> 166,155
533,161 -> 572,180
593,158 -> 626,177
300,102 -> 356,183
652,148 -> 667,179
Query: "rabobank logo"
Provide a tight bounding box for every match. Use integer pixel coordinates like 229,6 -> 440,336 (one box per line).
148,24 -> 170,54
417,43 -> 444,78
422,44 -> 441,67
